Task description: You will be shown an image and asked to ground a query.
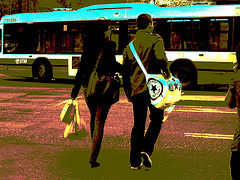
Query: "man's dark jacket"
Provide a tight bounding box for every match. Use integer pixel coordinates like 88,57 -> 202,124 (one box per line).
122,29 -> 170,100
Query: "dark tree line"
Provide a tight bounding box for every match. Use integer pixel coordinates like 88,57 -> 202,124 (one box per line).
0,0 -> 38,16
0,0 -> 74,18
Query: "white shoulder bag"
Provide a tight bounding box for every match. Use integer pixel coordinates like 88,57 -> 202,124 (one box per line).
129,41 -> 182,109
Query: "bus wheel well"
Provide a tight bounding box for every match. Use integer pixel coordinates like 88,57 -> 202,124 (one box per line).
170,59 -> 197,89
32,58 -> 53,82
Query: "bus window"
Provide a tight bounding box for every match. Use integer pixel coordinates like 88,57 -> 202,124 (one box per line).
109,22 -> 120,53
60,23 -> 85,54
128,20 -> 137,43
119,21 -> 129,54
4,24 -> 35,54
159,19 -> 200,51
61,32 -> 84,53
109,21 -> 129,54
61,33 -> 72,53
46,32 -> 56,53
156,19 -> 170,49
35,30 -> 46,53
35,24 -> 58,54
33,23 -> 85,54
157,18 -> 232,52
36,29 -> 46,53
74,33 -> 84,53
106,21 -> 133,54
209,19 -> 230,51
4,28 -> 19,53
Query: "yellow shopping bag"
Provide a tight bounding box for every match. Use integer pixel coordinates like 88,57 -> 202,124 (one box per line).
63,100 -> 88,140
60,99 -> 74,124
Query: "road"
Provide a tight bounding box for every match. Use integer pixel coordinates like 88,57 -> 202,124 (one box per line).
0,74 -> 237,179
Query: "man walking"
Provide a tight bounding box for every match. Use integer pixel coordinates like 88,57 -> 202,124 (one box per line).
122,14 -> 171,170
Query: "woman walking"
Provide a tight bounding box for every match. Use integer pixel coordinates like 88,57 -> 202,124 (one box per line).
70,21 -> 121,168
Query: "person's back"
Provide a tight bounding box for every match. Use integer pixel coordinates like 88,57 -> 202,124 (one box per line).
70,20 -> 121,168
122,13 -> 170,170
96,41 -> 120,77
123,14 -> 170,98
71,21 -> 120,99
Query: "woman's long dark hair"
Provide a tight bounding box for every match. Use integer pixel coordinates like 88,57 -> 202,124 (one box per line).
84,21 -> 109,54
80,20 -> 109,75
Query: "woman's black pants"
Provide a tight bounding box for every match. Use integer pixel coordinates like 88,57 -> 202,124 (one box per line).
87,100 -> 111,162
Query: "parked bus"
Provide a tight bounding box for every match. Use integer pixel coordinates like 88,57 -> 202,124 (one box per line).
0,3 -> 239,88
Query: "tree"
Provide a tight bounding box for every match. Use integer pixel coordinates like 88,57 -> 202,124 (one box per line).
21,0 -> 39,13
0,0 -> 22,16
57,0 -> 72,8
0,0 -> 40,17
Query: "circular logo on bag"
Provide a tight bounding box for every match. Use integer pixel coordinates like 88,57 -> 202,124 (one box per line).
147,78 -> 163,100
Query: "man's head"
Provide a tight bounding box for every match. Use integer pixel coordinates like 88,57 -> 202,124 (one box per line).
137,13 -> 153,31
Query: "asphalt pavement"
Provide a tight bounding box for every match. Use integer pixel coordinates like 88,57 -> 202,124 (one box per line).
0,74 -> 235,179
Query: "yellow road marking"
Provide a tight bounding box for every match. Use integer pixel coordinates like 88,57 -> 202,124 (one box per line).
184,133 -> 234,140
180,95 -> 225,101
175,108 -> 236,114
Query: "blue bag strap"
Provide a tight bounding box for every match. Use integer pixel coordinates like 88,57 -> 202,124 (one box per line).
129,41 -> 148,77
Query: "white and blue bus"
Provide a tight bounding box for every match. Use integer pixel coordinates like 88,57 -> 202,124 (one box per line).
0,3 -> 240,88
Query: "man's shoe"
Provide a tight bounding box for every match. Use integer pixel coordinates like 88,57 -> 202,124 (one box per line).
131,162 -> 143,170
141,152 -> 152,168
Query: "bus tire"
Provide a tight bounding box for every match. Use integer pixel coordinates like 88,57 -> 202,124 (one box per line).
33,61 -> 53,82
170,62 -> 197,89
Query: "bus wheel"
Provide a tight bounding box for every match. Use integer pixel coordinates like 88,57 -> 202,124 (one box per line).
171,64 -> 197,89
36,62 -> 52,82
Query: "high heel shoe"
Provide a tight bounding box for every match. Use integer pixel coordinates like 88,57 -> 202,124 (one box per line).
89,161 -> 100,168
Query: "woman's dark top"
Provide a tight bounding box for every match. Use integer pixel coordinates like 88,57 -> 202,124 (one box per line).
71,40 -> 121,99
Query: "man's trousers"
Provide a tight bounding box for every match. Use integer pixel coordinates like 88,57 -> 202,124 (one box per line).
130,91 -> 164,167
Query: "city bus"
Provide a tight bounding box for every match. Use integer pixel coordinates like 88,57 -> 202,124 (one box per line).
0,3 -> 240,88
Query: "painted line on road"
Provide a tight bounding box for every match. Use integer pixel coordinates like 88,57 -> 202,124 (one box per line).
184,133 -> 234,140
175,108 -> 236,114
180,95 -> 225,101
